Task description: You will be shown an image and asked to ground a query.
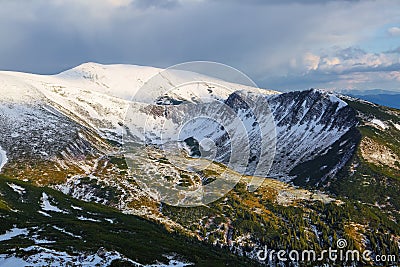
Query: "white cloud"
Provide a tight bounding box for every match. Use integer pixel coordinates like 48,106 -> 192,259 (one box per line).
386,71 -> 400,82
321,49 -> 399,73
323,57 -> 341,66
284,47 -> 400,91
303,53 -> 320,71
107,0 -> 132,6
388,26 -> 400,36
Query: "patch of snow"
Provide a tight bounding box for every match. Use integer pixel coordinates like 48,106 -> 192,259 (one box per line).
0,227 -> 28,242
329,94 -> 347,110
394,123 -> 400,131
38,211 -> 51,217
0,146 -> 8,172
147,255 -> 194,267
371,119 -> 387,129
53,226 -> 82,239
105,218 -> 115,224
7,183 -> 25,195
148,260 -> 193,267
0,246 -> 139,267
0,255 -> 29,267
77,215 -> 101,222
71,205 -> 82,210
30,235 -> 56,244
10,133 -> 20,138
40,193 -> 65,213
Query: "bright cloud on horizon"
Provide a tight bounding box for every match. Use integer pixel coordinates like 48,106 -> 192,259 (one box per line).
292,47 -> 400,90
388,26 -> 400,37
0,0 -> 399,92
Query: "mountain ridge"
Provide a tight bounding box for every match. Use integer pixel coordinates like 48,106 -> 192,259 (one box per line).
0,63 -> 357,185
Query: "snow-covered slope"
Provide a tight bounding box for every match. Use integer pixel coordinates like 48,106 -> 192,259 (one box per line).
1,63 -> 277,143
267,89 -> 358,183
0,71 -> 111,182
0,146 -> 7,173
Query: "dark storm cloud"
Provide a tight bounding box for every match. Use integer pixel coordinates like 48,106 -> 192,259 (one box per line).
212,0 -> 362,5
0,0 -> 399,91
0,0 -> 322,73
132,0 -> 180,9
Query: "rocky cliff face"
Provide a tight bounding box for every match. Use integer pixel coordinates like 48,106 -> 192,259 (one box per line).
267,89 -> 359,185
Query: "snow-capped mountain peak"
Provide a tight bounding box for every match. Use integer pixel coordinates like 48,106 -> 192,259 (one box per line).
0,63 -> 356,186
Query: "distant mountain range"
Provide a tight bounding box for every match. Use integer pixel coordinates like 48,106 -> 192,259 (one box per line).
341,89 -> 400,109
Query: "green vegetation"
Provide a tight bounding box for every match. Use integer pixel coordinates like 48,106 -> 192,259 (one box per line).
345,99 -> 400,123
109,156 -> 129,170
0,175 -> 258,266
328,99 -> 400,211
163,181 -> 399,266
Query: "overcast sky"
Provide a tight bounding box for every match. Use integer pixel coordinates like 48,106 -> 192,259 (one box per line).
1,0 -> 400,91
